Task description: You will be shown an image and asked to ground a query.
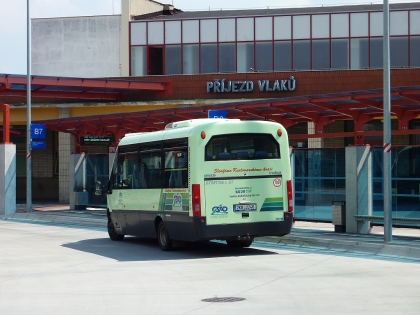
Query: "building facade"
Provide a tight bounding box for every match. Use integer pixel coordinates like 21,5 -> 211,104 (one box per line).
2,0 -> 420,212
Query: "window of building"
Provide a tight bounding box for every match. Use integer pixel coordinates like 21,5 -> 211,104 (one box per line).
390,11 -> 408,36
183,44 -> 199,74
331,14 -> 348,38
331,39 -> 348,69
219,19 -> 235,42
312,40 -> 330,70
274,41 -> 292,71
165,21 -> 181,44
182,20 -> 199,43
237,42 -> 254,72
391,37 -> 408,68
237,18 -> 254,41
256,42 -> 273,71
219,43 -> 236,73
165,45 -> 181,75
148,22 -> 164,45
274,16 -> 291,40
255,17 -> 272,41
370,38 -> 383,69
293,40 -> 310,70
410,36 -> 420,67
131,46 -> 147,76
293,15 -> 310,39
350,38 -> 368,69
200,19 -> 217,43
350,13 -> 368,37
200,44 -> 217,73
312,14 -> 329,39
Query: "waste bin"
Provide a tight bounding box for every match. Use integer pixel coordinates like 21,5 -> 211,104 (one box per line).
332,201 -> 346,233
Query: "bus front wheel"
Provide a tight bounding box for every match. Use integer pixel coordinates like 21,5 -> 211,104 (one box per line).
107,218 -> 124,241
157,221 -> 173,251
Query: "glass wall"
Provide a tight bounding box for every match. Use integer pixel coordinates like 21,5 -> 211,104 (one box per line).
130,9 -> 420,75
294,149 -> 345,221
372,146 -> 420,219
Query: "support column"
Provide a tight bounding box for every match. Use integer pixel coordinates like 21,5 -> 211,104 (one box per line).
0,144 -> 16,215
58,108 -> 71,203
345,146 -> 372,234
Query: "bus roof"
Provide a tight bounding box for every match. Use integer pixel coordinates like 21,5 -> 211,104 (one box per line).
118,118 -> 283,147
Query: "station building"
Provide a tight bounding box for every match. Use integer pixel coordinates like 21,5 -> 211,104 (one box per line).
1,0 -> 420,223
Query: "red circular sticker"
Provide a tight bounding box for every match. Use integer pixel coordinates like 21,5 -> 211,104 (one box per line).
273,178 -> 282,187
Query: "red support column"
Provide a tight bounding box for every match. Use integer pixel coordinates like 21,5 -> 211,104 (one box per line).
0,103 -> 10,144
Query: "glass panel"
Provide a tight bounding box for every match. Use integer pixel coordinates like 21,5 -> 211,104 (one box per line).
410,11 -> 420,35
182,20 -> 199,43
331,39 -> 349,69
410,36 -> 420,67
256,42 -> 272,71
142,151 -> 162,189
255,17 -> 272,41
350,38 -> 368,69
350,13 -> 368,37
370,12 -> 383,36
165,45 -> 181,75
183,44 -> 199,74
312,14 -> 329,39
293,40 -> 310,70
312,40 -> 329,70
293,15 -> 310,39
200,44 -> 217,74
237,42 -> 254,72
390,37 -> 408,68
237,18 -> 254,41
205,134 -> 280,161
370,37 -> 383,69
165,21 -> 181,44
164,149 -> 188,188
331,14 -> 348,38
131,22 -> 146,45
218,18 -> 235,42
131,46 -> 146,76
274,41 -> 292,71
274,16 -> 291,40
200,19 -> 217,43
219,43 -> 236,73
390,11 -> 408,36
148,22 -> 164,45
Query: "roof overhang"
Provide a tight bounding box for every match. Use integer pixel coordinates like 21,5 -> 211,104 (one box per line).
0,74 -> 170,102
32,86 -> 420,144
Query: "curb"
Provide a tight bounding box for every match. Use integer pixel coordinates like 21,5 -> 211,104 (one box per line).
256,235 -> 420,260
2,214 -> 420,260
0,213 -> 106,228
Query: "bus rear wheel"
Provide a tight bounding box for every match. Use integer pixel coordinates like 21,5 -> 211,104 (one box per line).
158,221 -> 172,251
108,218 -> 124,241
226,238 -> 254,248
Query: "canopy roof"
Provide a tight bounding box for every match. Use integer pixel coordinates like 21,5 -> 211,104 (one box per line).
33,85 -> 420,145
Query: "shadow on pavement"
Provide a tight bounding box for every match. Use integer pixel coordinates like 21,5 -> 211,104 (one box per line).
62,237 -> 279,262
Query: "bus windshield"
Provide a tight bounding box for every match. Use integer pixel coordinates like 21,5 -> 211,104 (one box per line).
205,133 -> 280,161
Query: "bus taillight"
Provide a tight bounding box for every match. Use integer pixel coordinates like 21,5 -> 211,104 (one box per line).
286,180 -> 293,212
192,184 -> 201,217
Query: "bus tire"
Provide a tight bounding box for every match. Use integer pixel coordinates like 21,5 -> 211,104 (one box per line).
157,221 -> 172,251
226,238 -> 254,248
108,218 -> 124,241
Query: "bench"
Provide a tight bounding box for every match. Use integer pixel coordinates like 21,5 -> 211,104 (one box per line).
354,215 -> 420,225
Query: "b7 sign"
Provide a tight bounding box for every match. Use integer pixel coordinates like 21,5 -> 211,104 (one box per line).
31,124 -> 46,139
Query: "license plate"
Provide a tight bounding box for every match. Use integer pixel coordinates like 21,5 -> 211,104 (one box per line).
233,203 -> 257,211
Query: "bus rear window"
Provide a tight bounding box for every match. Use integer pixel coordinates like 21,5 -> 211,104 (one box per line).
205,133 -> 280,161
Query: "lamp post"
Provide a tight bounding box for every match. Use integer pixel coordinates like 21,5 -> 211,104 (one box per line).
383,0 -> 392,241
26,0 -> 32,213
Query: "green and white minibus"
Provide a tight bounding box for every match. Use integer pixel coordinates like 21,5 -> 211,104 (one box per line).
105,119 -> 293,250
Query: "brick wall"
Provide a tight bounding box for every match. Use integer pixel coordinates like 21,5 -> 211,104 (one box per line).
121,69 -> 420,102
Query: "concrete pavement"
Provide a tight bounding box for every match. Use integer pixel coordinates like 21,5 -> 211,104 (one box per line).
1,203 -> 420,261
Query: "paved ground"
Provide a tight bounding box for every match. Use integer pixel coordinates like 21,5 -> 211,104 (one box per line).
1,218 -> 420,315
1,203 -> 420,260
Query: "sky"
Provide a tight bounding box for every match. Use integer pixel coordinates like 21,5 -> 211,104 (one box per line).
0,0 -> 418,75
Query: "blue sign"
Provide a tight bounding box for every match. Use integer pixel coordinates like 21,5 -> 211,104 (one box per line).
208,110 -> 227,119
31,124 -> 46,139
31,141 -> 46,149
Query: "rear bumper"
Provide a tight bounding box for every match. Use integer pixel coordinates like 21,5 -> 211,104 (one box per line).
190,214 -> 294,241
